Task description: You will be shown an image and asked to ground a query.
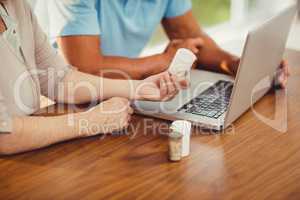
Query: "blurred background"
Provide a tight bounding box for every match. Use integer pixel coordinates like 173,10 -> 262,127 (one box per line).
29,0 -> 299,55
145,0 -> 299,55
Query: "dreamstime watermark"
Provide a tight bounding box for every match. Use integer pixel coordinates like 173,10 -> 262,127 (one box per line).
12,67 -> 288,137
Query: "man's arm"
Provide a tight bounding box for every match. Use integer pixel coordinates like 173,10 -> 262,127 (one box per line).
57,35 -> 203,80
57,36 -> 172,80
162,10 -> 290,88
45,0 -> 170,80
162,10 -> 240,76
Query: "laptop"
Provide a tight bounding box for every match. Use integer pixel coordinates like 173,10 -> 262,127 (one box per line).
134,5 -> 297,131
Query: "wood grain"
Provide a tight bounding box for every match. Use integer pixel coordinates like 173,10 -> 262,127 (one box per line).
0,49 -> 299,200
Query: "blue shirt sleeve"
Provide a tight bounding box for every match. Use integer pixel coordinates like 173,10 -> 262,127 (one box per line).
48,0 -> 100,39
164,0 -> 192,18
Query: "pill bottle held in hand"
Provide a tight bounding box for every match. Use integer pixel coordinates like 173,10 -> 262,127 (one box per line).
168,48 -> 197,81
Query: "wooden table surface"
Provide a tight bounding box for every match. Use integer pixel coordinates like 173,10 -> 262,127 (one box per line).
0,49 -> 300,200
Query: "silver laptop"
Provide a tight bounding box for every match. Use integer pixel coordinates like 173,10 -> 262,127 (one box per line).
134,5 -> 297,131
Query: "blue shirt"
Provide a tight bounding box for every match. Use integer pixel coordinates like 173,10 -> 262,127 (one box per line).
43,0 -> 192,58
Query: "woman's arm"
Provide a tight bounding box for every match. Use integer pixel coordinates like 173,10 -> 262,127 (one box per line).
0,115 -> 79,155
57,70 -> 138,104
56,70 -> 187,104
0,97 -> 132,155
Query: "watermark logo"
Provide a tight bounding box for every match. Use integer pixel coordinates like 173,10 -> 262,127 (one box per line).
10,67 -> 288,138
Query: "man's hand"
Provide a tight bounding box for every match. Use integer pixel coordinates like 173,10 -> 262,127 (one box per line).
164,38 -> 204,63
227,58 -> 290,89
219,55 -> 240,76
161,10 -> 291,89
274,60 -> 290,89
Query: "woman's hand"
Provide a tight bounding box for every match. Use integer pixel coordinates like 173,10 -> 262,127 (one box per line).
134,72 -> 189,101
77,97 -> 133,136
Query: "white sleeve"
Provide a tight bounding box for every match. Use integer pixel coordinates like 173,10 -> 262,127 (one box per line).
0,89 -> 12,133
25,2 -> 71,100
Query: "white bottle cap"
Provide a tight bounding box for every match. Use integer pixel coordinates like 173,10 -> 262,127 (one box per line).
170,120 -> 192,157
169,48 -> 197,76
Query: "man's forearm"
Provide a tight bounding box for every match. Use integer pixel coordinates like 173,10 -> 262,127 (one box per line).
168,24 -> 239,75
98,53 -> 170,79
57,36 -> 171,80
195,34 -> 240,75
162,11 -> 239,76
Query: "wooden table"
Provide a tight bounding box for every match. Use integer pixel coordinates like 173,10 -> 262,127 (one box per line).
0,49 -> 300,200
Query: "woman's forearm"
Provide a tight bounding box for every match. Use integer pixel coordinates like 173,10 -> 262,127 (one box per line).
59,70 -> 139,104
0,114 -> 80,155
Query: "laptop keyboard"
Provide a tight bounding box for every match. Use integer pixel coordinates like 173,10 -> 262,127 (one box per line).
178,80 -> 234,119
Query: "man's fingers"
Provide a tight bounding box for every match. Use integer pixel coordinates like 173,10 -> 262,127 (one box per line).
280,77 -> 288,88
275,60 -> 290,89
189,37 -> 204,47
280,60 -> 289,75
187,38 -> 204,54
283,60 -> 290,76
172,39 -> 183,45
190,47 -> 199,54
190,38 -> 204,51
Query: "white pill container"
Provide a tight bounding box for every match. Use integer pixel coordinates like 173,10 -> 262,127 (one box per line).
168,48 -> 197,81
169,120 -> 192,161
